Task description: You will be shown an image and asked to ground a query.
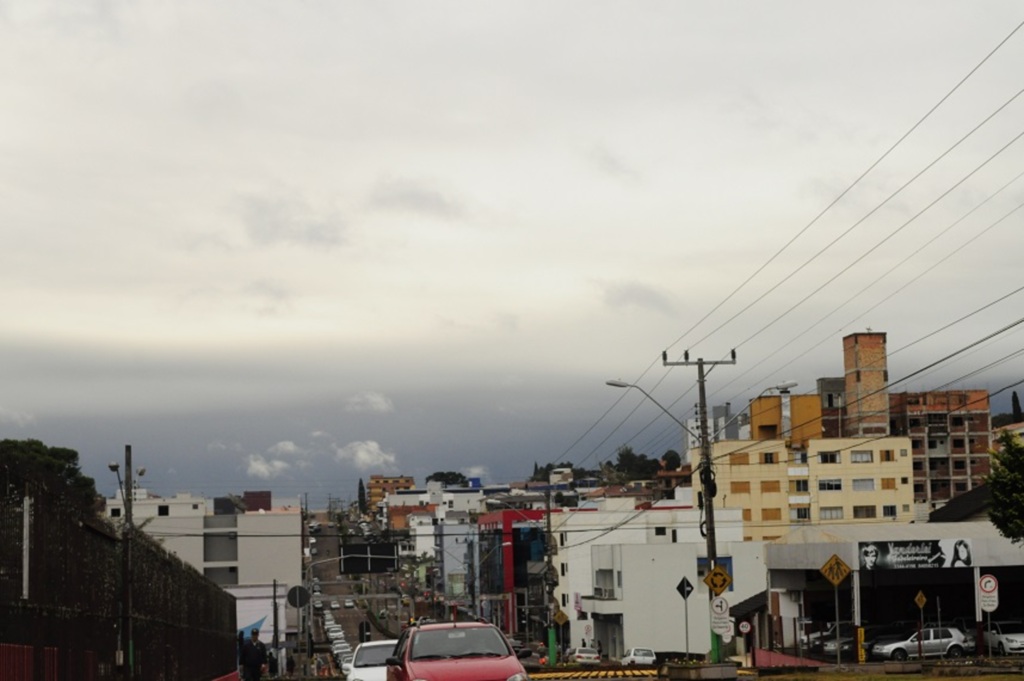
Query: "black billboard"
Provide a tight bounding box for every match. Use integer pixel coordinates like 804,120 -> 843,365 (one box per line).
340,542 -> 399,574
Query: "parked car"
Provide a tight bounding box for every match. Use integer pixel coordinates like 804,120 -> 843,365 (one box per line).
342,639 -> 397,681
622,647 -> 656,665
385,621 -> 531,681
344,598 -> 356,609
870,627 -> 969,661
985,621 -> 1024,656
567,647 -> 601,665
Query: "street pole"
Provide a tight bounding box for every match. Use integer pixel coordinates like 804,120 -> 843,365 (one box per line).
123,445 -> 135,681
545,488 -> 557,668
663,350 -> 736,663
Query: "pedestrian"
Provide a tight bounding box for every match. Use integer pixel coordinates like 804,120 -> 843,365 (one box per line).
286,653 -> 296,678
597,640 -> 603,659
240,628 -> 268,681
268,651 -> 278,677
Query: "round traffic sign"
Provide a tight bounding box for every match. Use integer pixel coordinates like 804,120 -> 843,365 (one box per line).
711,596 -> 729,615
738,621 -> 752,635
980,574 -> 998,593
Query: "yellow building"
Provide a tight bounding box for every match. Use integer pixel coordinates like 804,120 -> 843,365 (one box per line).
707,437 -> 914,541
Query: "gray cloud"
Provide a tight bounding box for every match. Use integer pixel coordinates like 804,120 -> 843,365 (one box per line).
601,281 -> 675,315
239,194 -> 347,248
344,392 -> 395,414
367,176 -> 465,219
0,407 -> 34,427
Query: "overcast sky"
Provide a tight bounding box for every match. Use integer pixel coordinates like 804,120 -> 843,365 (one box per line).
3,2 -> 1023,508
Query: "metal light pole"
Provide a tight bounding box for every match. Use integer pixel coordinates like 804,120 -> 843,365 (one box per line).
109,445 -> 144,681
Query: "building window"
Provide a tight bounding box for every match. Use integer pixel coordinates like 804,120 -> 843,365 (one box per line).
818,479 -> 842,491
655,527 -> 666,536
819,451 -> 840,464
853,505 -> 877,519
820,507 -> 844,521
794,450 -> 809,464
901,477 -> 909,484
761,480 -> 781,493
928,439 -> 938,450
790,507 -> 811,521
111,508 -> 121,518
901,449 -> 909,457
912,440 -> 923,450
731,481 -> 751,494
793,479 -> 809,493
883,505 -> 897,518
561,563 -> 567,576
852,479 -> 875,492
730,452 -> 750,465
903,504 -> 911,512
763,451 -> 776,464
562,594 -> 568,607
851,450 -> 874,463
742,508 -> 752,521
953,460 -> 966,470
953,438 -> 964,449
158,505 -> 170,516
881,478 -> 896,490
909,418 -> 921,428
955,482 -> 967,492
762,508 -> 782,521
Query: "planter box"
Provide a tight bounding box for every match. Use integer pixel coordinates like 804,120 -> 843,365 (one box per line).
659,663 -> 739,681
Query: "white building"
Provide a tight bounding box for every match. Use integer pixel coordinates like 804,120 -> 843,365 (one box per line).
549,491 -> 752,658
107,488 -> 303,647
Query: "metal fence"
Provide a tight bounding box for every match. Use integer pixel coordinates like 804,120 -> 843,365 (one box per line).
1,480 -> 237,680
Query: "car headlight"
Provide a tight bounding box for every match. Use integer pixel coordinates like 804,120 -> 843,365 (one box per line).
507,674 -> 530,681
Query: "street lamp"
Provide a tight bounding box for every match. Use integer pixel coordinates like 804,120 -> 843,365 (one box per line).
109,445 -> 144,681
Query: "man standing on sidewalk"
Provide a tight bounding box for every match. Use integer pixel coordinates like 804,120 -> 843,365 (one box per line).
241,628 -> 268,681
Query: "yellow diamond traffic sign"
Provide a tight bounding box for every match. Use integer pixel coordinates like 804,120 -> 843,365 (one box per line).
553,609 -> 569,626
703,564 -> 732,596
915,590 -> 927,610
820,554 -> 851,587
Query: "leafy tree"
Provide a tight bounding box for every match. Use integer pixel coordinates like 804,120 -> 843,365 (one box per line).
661,449 -> 682,471
987,431 -> 1024,543
357,478 -> 367,515
0,439 -> 97,513
612,445 -> 661,480
426,471 -> 469,487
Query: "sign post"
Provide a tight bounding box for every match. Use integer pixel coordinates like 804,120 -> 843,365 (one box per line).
677,576 -> 694,660
820,554 -> 851,668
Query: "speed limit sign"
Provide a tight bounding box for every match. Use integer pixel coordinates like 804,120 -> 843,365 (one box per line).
738,621 -> 751,635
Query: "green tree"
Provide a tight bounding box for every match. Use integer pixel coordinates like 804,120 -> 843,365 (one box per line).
357,478 -> 367,515
0,438 -> 97,513
661,449 -> 682,471
425,471 -> 469,487
987,430 -> 1024,543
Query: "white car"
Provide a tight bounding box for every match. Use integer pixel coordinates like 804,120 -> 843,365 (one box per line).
871,627 -> 969,660
622,647 -> 656,665
341,639 -> 397,681
985,621 -> 1024,656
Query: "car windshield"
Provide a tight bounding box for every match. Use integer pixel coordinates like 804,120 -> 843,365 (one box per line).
997,623 -> 1024,634
355,644 -> 395,666
577,648 -> 598,655
411,627 -> 509,660
634,649 -> 653,656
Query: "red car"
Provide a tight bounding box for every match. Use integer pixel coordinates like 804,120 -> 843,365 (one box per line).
386,620 -> 532,681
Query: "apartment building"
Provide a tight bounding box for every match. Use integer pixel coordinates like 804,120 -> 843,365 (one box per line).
367,474 -> 416,510
710,436 -> 915,541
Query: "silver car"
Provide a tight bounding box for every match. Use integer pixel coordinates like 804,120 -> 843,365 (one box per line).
870,627 -> 968,661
